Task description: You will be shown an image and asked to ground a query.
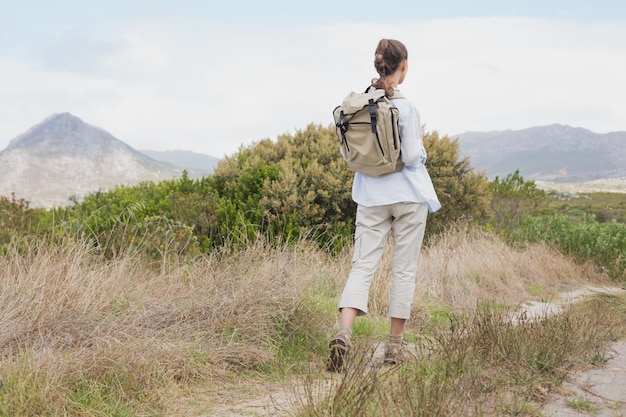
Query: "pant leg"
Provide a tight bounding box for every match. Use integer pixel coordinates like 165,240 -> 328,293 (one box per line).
388,202 -> 429,319
338,204 -> 392,316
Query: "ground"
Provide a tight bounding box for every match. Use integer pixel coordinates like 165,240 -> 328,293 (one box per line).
210,286 -> 626,417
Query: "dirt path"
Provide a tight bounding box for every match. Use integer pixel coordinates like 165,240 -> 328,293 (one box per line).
210,286 -> 626,417
541,341 -> 626,416
524,286 -> 626,416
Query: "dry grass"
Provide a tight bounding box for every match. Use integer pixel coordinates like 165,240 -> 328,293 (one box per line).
0,237 -> 339,415
367,223 -> 605,322
297,292 -> 626,417
0,223 -> 611,416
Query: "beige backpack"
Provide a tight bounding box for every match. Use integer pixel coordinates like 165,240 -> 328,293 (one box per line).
333,88 -> 404,177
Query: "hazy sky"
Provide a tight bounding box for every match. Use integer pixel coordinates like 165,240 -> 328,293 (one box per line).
1,0 -> 625,157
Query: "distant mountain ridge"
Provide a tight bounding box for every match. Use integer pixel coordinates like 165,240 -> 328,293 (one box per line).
0,113 -> 208,208
140,149 -> 219,174
455,124 -> 626,182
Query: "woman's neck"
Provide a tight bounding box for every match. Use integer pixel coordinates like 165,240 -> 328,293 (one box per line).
386,69 -> 402,89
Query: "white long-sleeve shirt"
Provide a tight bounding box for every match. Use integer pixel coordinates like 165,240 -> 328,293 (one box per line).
351,89 -> 442,213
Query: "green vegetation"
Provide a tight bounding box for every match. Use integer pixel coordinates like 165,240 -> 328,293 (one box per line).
489,169 -> 547,229
543,191 -> 626,223
565,396 -> 595,412
0,193 -> 48,249
509,214 -> 626,281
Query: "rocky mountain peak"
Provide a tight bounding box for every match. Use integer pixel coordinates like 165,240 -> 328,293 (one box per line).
3,112 -> 133,160
0,113 -> 186,208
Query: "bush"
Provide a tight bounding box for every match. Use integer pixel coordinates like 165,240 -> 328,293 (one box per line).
50,172 -> 218,255
509,214 -> 626,281
0,193 -> 47,251
209,124 -> 355,249
488,169 -> 546,230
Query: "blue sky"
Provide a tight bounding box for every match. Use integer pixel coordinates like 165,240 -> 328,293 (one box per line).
4,1 -> 623,27
1,1 -> 625,157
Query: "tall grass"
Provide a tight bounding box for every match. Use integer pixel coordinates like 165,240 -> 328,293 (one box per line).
0,223 -> 611,416
0,235 -> 338,416
297,293 -> 626,416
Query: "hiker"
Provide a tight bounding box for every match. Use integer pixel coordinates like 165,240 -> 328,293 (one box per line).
327,38 -> 441,372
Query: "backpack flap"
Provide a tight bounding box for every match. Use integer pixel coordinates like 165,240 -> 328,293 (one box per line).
339,89 -> 387,114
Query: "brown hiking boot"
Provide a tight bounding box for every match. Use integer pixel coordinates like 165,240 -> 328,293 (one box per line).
327,332 -> 352,372
383,340 -> 407,365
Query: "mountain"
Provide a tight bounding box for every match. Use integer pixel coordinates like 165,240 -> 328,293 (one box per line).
0,113 -> 194,208
454,124 -> 626,183
139,149 -> 219,174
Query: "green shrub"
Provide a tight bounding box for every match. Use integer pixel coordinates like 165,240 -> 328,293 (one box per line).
540,191 -> 626,223
0,193 -> 48,252
509,214 -> 626,281
488,169 -> 546,230
209,124 -> 355,249
51,172 -> 217,255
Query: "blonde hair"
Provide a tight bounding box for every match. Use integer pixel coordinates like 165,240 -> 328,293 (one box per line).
371,39 -> 408,97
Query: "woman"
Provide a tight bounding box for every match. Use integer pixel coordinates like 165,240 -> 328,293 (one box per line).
328,38 -> 441,372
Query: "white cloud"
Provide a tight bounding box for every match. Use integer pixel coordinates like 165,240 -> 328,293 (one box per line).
1,17 -> 625,158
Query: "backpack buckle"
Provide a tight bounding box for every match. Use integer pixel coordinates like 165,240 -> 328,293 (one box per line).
368,99 -> 377,133
336,111 -> 348,134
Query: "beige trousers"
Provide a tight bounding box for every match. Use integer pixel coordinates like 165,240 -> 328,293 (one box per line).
338,202 -> 428,319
